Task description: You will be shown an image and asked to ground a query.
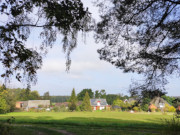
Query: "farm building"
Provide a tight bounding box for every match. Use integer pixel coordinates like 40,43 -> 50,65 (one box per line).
16,100 -> 50,111
90,99 -> 109,110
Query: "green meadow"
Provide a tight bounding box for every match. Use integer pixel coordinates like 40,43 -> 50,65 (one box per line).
0,111 -> 177,135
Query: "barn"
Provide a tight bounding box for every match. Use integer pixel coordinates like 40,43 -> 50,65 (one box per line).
16,100 -> 50,111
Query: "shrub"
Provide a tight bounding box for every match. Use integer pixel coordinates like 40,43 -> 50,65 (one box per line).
151,108 -> 156,112
141,104 -> 149,111
0,97 -> 8,114
164,104 -> 170,112
133,107 -> 139,112
169,106 -> 176,112
53,106 -> 60,112
157,108 -> 161,112
75,106 -> 80,111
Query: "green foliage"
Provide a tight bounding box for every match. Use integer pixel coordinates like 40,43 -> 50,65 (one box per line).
113,99 -> 123,107
53,105 -> 67,112
133,106 -> 139,112
0,123 -> 12,135
50,96 -> 70,103
69,88 -> 77,111
99,89 -> 106,98
95,89 -> 107,99
77,89 -> 94,101
81,92 -> 92,111
151,108 -> 156,112
5,90 -> 16,112
141,104 -> 149,112
140,98 -> 151,111
163,104 -> 176,112
43,91 -> 50,100
113,99 -> 132,111
106,94 -> 119,105
0,0 -> 91,84
0,86 -> 9,114
168,106 -> 176,112
95,90 -> 100,98
29,91 -> 41,100
162,116 -> 180,135
162,95 -> 175,106
0,97 -> 8,114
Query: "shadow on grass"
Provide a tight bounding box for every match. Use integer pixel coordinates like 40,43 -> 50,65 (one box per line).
0,115 -> 163,130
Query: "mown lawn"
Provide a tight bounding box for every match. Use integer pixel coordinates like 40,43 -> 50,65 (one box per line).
0,111 -> 176,135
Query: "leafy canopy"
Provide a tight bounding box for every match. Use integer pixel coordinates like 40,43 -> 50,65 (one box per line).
95,0 -> 180,89
77,89 -> 94,101
0,0 -> 91,84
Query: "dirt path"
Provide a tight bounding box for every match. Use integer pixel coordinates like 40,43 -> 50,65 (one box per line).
44,127 -> 74,135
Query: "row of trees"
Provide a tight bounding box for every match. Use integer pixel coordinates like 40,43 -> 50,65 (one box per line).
69,88 -> 92,111
76,88 -> 129,105
0,84 -> 49,113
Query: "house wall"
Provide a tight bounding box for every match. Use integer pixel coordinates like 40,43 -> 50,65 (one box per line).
28,100 -> 50,108
16,102 -> 21,108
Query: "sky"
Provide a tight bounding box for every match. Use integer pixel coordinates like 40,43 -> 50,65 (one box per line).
0,0 -> 179,96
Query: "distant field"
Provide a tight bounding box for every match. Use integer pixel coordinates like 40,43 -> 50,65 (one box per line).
0,112 -> 176,135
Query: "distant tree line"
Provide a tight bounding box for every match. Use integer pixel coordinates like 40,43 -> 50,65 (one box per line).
50,96 -> 70,103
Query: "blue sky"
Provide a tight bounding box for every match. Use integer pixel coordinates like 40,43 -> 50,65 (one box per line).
0,0 -> 179,96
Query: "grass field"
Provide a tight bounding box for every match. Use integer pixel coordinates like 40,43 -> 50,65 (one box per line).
0,112 -> 178,135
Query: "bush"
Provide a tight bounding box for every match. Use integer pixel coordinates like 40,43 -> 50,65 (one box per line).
53,105 -> 68,112
156,108 -> 161,112
76,106 -> 81,112
133,107 -> 139,112
0,97 -> 8,114
141,104 -> 149,111
163,104 -> 176,112
169,106 -> 176,112
164,104 -> 170,112
151,108 -> 156,112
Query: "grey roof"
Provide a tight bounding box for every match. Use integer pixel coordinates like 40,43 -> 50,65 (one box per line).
90,99 -> 107,106
19,100 -> 50,108
150,97 -> 170,108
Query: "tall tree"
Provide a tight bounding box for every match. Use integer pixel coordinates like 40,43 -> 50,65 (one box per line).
81,91 -> 92,111
95,0 -> 180,90
77,89 -> 94,101
0,85 -> 8,113
69,88 -> 77,111
106,94 -> 121,105
0,0 -> 91,84
95,90 -> 100,98
100,89 -> 106,98
43,91 -> 50,100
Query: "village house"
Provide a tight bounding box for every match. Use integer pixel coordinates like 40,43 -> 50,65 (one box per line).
149,97 -> 170,110
90,99 -> 110,110
16,100 -> 50,111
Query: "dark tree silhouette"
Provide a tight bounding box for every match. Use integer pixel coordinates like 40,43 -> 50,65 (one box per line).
95,0 -> 180,89
0,0 -> 91,84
